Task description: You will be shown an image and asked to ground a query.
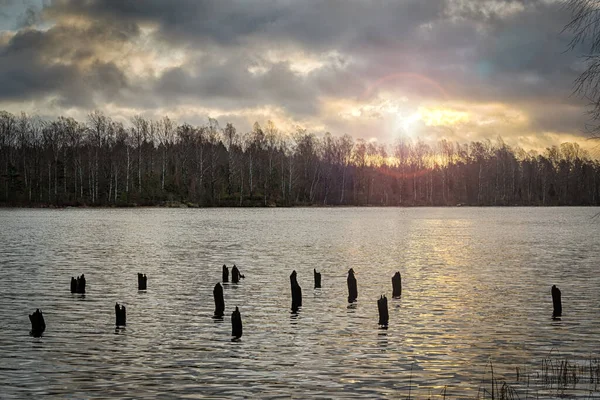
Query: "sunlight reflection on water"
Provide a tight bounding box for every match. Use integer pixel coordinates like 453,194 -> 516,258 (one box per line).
1,207 -> 600,398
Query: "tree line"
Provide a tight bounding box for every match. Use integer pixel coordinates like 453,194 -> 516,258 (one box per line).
0,110 -> 599,207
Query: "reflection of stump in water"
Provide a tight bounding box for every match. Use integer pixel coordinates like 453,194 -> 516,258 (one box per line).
552,285 -> 562,319
314,269 -> 321,289
290,270 -> 302,312
115,303 -> 126,327
213,283 -> 225,318
138,273 -> 147,290
377,295 -> 389,328
71,274 -> 86,294
231,306 -> 243,340
347,268 -> 357,303
29,309 -> 46,337
222,265 -> 229,283
392,271 -> 402,298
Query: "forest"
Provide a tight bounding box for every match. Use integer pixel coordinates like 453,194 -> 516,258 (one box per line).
0,110 -> 599,207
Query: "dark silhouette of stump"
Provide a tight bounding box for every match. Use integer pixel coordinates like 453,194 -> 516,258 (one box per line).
552,285 -> 562,319
378,295 -> 389,327
138,273 -> 147,290
392,271 -> 402,298
231,265 -> 244,284
347,268 -> 358,303
290,270 -> 303,312
214,283 -> 225,318
314,268 -> 321,289
29,309 -> 46,337
115,303 -> 126,327
72,274 -> 86,294
222,265 -> 229,283
231,306 -> 243,340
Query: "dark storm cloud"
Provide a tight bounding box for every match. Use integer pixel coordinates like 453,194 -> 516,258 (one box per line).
48,0 -> 446,49
0,0 -> 591,143
53,0 -> 448,111
154,55 -> 319,116
0,14 -> 135,107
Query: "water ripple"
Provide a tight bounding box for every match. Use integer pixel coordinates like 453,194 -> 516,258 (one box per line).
1,207 -> 599,398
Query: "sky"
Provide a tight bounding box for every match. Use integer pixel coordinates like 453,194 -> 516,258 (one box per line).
0,0 -> 595,152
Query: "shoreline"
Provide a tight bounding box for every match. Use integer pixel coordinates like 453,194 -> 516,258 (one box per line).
1,203 -> 599,209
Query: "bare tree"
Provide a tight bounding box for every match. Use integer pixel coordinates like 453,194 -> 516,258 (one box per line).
157,116 -> 174,192
1,109 -> 599,207
565,0 -> 600,133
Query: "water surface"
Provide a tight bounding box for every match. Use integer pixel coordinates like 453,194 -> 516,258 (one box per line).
1,207 -> 599,398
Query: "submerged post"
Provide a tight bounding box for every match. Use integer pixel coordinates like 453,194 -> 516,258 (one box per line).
138,273 -> 147,290
232,265 -> 245,284
214,283 -> 225,318
115,303 -> 126,327
29,309 -> 46,337
231,306 -> 243,339
347,268 -> 358,303
377,295 -> 389,327
76,274 -> 86,294
314,268 -> 322,289
552,285 -> 562,319
392,271 -> 402,298
71,274 -> 86,294
222,265 -> 229,283
290,270 -> 303,312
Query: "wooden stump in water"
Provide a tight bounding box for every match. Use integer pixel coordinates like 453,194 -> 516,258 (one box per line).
231,306 -> 243,339
377,295 -> 389,327
115,303 -> 126,327
29,309 -> 46,337
138,273 -> 147,290
232,265 -> 244,284
314,269 -> 321,289
347,268 -> 358,303
213,283 -> 225,318
392,271 -> 402,298
552,285 -> 562,319
71,274 -> 86,294
290,270 -> 302,312
222,265 -> 229,283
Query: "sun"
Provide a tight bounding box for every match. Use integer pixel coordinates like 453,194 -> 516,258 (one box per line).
394,111 -> 422,138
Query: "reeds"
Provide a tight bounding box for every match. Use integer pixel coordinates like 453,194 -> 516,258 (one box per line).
411,355 -> 600,399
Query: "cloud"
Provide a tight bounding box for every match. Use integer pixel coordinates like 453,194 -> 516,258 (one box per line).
0,0 -> 593,152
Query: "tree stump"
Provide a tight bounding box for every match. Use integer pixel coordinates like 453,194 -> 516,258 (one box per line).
378,295 -> 389,327
138,273 -> 147,290
392,271 -> 402,298
214,282 -> 225,318
29,309 -> 46,337
290,270 -> 302,312
73,274 -> 86,294
552,285 -> 562,319
232,265 -> 244,284
231,306 -> 243,339
222,265 -> 229,283
314,269 -> 322,289
347,268 -> 358,303
115,303 -> 126,327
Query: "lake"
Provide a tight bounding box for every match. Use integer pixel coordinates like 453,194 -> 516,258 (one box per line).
1,207 -> 600,399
